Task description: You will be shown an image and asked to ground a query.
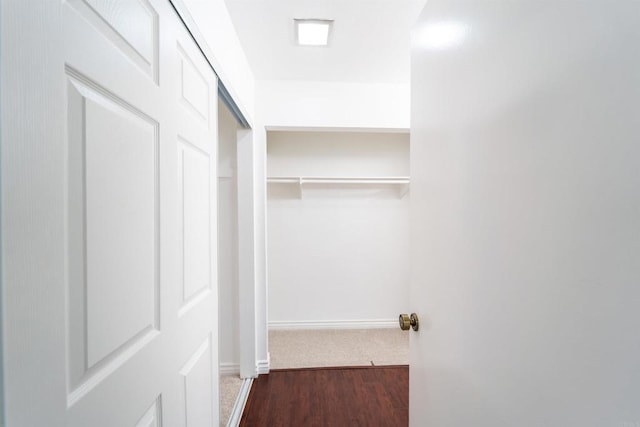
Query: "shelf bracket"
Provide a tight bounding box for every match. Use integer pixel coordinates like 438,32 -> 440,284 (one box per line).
400,183 -> 410,198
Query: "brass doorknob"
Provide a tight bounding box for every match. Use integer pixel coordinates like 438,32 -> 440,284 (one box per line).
399,313 -> 419,331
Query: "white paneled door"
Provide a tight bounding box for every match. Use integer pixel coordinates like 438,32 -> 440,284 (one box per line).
409,1 -> 640,425
2,0 -> 218,425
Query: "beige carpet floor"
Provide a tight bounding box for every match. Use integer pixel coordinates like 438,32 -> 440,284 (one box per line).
269,328 -> 409,369
220,374 -> 243,427
219,328 -> 409,426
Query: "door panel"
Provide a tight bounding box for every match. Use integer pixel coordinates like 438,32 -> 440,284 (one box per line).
2,0 -> 218,425
410,1 -> 640,426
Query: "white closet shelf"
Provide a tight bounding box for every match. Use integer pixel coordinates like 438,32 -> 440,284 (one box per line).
267,176 -> 410,184
267,176 -> 410,197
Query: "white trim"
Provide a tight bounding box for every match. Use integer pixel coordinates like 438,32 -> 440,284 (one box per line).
220,363 -> 240,376
269,319 -> 398,330
256,355 -> 270,375
226,378 -> 253,427
237,128 -> 259,380
265,126 -> 409,134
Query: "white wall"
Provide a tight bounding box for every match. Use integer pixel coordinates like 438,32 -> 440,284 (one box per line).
267,131 -> 410,327
257,80 -> 410,131
410,0 -> 640,424
268,132 -> 410,177
217,100 -> 240,373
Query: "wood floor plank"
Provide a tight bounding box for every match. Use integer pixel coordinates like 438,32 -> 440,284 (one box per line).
240,366 -> 409,427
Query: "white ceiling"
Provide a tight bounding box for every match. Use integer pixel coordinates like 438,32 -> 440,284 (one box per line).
223,0 -> 427,84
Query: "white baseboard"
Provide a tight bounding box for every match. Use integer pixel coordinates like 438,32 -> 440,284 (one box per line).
256,354 -> 270,374
268,319 -> 398,330
226,378 -> 253,427
220,363 -> 240,376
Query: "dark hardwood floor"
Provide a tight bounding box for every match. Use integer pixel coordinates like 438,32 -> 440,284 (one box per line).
239,365 -> 408,427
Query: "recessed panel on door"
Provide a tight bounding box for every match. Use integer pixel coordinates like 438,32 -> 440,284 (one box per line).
179,336 -> 214,427
135,396 -> 163,427
178,44 -> 211,127
178,138 -> 212,311
67,0 -> 159,81
66,72 -> 160,397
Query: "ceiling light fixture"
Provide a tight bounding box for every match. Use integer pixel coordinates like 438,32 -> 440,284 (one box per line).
295,19 -> 333,46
